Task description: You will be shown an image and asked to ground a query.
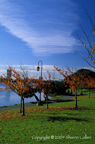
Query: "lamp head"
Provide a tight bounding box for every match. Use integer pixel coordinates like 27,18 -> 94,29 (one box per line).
37,66 -> 40,71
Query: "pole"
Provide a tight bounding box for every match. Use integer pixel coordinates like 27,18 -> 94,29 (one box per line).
75,89 -> 77,108
38,60 -> 43,80
38,60 -> 43,103
46,94 -> 48,109
22,96 -> 25,116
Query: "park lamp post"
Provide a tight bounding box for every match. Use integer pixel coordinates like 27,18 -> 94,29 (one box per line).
37,60 -> 43,104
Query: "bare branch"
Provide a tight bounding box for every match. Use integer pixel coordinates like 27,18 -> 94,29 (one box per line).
82,3 -> 95,31
75,50 -> 95,69
78,20 -> 92,49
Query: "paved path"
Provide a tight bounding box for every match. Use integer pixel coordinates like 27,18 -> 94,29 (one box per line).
0,95 -> 75,111
56,95 -> 75,101
0,103 -> 36,111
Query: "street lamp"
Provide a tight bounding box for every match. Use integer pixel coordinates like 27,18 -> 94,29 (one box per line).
37,60 -> 43,104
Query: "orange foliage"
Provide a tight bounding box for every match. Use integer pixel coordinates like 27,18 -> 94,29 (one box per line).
0,105 -> 88,120
37,71 -> 52,95
0,66 -> 53,98
65,73 -> 85,91
0,66 -> 55,114
0,66 -> 54,101
84,76 -> 95,89
54,66 -> 84,91
0,67 -> 39,97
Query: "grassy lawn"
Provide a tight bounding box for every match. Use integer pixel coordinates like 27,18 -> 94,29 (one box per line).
0,89 -> 95,144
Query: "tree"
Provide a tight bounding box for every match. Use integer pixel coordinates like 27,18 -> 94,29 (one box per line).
49,80 -> 69,96
0,66 -> 39,116
65,72 -> 85,108
54,66 -> 85,108
76,4 -> 95,69
37,71 -> 53,109
84,76 -> 95,97
72,68 -> 95,94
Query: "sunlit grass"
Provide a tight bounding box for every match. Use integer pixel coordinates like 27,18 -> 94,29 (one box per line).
0,91 -> 95,143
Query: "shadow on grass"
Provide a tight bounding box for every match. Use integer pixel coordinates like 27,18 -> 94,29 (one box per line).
61,106 -> 94,111
32,99 -> 75,105
49,99 -> 74,103
78,93 -> 88,96
47,116 -> 89,122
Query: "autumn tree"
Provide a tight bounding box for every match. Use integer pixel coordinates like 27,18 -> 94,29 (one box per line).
54,66 -> 85,108
84,76 -> 95,97
65,72 -> 85,108
37,71 -> 53,109
0,67 -> 39,116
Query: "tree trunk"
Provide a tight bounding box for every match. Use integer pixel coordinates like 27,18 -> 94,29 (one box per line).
22,97 -> 25,116
81,88 -> 83,95
34,94 -> 39,101
20,96 -> 22,113
46,94 -> 48,109
75,89 -> 78,108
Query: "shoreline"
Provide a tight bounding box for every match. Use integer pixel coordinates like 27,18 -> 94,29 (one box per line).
0,95 -> 64,108
0,96 -> 53,108
0,95 -> 75,111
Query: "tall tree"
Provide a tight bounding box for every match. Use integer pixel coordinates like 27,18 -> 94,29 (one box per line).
0,66 -> 39,116
37,71 -> 53,109
54,66 -> 84,108
84,76 -> 95,97
65,72 -> 84,108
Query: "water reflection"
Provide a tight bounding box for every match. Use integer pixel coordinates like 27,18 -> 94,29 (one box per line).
0,83 -> 52,107
5,91 -> 10,103
0,90 -> 46,107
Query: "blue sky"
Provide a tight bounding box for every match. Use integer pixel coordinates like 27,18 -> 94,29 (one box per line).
0,0 -> 95,78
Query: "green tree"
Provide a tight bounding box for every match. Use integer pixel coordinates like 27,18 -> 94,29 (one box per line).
49,80 -> 69,96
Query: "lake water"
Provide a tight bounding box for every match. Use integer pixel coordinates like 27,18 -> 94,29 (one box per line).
0,84 -> 47,107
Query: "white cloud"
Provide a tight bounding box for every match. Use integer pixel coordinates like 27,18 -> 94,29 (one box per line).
0,64 -> 54,72
1,64 -> 94,79
0,69 -> 6,72
0,64 -> 58,79
0,0 -> 79,56
14,64 -> 54,72
82,67 -> 95,72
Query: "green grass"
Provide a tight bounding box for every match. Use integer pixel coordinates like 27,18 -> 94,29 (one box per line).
0,90 -> 95,144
